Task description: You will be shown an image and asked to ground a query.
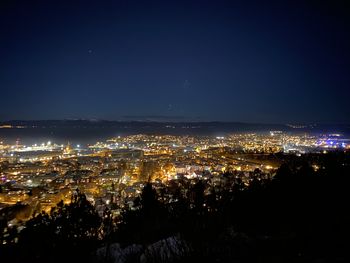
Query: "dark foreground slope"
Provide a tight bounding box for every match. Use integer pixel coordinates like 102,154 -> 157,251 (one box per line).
1,152 -> 350,263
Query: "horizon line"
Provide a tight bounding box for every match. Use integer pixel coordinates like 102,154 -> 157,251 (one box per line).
0,119 -> 349,126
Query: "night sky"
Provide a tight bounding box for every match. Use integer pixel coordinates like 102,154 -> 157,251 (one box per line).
1,0 -> 349,123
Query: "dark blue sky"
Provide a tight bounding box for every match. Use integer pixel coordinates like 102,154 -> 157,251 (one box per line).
1,0 -> 349,123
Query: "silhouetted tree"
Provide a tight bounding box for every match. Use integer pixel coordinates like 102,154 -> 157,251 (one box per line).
116,183 -> 170,246
14,193 -> 101,263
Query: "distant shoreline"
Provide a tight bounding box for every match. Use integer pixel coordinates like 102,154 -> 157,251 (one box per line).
0,120 -> 349,145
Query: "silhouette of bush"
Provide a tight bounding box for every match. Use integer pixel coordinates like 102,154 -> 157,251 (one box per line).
9,192 -> 101,263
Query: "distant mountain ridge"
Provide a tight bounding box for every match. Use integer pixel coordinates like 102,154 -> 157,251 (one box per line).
0,120 -> 349,134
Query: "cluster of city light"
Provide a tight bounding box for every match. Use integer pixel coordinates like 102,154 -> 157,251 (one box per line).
0,131 -> 349,226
